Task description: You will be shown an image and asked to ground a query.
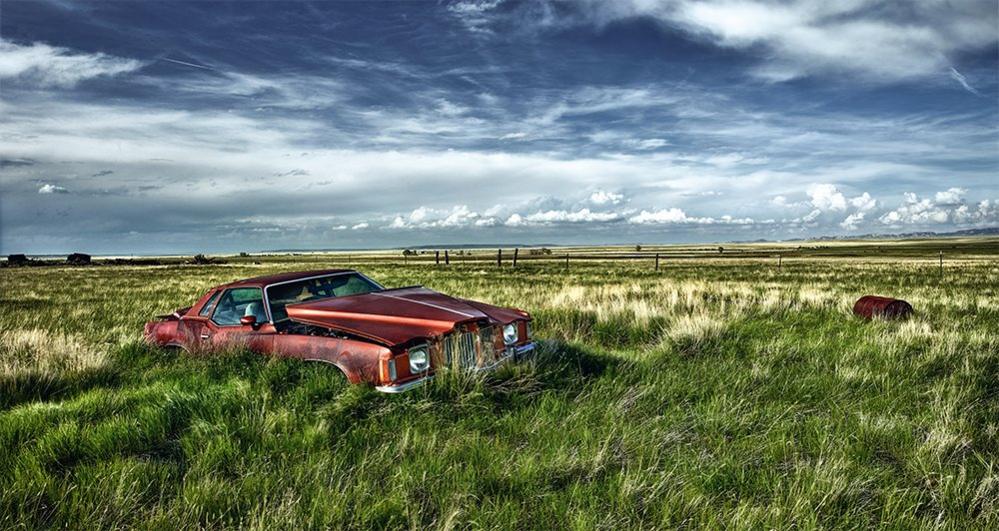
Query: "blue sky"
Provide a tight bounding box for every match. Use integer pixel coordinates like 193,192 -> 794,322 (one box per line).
1,0 -> 997,254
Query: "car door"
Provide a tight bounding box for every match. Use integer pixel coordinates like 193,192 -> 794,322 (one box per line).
176,289 -> 221,350
203,287 -> 275,351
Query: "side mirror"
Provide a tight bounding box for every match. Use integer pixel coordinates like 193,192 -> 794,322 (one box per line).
240,315 -> 259,329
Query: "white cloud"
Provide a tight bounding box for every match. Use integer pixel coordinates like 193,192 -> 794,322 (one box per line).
524,208 -> 622,224
879,190 -> 997,227
331,224 -> 348,231
934,187 -> 966,206
589,190 -> 624,205
499,132 -> 528,140
952,200 -> 998,224
388,205 -> 480,229
702,152 -> 769,167
800,209 -> 821,224
879,192 -> 948,225
38,183 -> 69,194
351,222 -> 369,230
949,68 -> 980,95
849,192 -> 877,212
504,213 -> 524,227
839,212 -> 865,230
808,183 -> 847,211
624,138 -> 669,150
629,208 -> 688,224
574,1 -> 997,82
448,0 -> 505,33
0,39 -> 144,87
627,208 -> 754,225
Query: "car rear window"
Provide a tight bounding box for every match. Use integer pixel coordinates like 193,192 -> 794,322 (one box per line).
267,273 -> 382,322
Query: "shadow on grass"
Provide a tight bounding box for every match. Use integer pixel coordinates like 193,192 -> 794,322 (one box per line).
419,340 -> 624,411
0,367 -> 120,410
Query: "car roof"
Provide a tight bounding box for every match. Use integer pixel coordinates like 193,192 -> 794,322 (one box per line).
219,269 -> 357,289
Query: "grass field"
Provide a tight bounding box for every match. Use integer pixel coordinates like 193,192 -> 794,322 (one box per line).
1,239 -> 997,529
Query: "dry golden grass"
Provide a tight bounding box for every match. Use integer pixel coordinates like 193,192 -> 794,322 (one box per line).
0,329 -> 108,378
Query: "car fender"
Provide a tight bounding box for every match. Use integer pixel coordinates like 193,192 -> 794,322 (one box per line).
144,320 -> 183,348
268,334 -> 388,384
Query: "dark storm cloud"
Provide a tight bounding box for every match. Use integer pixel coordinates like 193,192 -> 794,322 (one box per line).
1,158 -> 37,168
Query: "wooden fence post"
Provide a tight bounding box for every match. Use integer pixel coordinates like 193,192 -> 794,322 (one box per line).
497,249 -> 502,267
939,251 -> 943,274
513,248 -> 519,268
435,250 -> 440,265
655,253 -> 660,271
565,253 -> 569,268
778,254 -> 782,270
444,250 -> 450,265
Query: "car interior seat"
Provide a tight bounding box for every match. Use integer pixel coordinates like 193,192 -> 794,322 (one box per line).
244,301 -> 267,322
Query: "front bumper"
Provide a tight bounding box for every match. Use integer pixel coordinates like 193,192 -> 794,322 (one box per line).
374,341 -> 536,393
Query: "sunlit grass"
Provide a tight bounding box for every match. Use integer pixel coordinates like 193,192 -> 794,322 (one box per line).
1,243 -> 997,528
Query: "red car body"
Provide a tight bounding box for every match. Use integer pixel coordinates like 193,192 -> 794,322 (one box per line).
144,269 -> 534,392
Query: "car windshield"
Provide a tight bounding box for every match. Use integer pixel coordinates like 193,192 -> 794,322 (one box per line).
266,273 -> 383,322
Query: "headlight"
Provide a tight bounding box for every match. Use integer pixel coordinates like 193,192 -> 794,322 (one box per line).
408,347 -> 429,373
503,323 -> 519,345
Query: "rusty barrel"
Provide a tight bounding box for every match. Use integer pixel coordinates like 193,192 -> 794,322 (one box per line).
853,295 -> 913,320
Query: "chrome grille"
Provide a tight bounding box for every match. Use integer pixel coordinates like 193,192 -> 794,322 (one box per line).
442,326 -> 494,369
479,325 -> 495,354
442,330 -> 476,368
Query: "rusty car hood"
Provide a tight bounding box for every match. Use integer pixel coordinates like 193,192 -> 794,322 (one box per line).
283,286 -> 527,346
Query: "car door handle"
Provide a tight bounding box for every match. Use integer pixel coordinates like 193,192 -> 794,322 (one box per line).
200,333 -> 211,340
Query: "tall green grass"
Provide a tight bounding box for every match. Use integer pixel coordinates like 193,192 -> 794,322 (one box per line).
1,246 -> 997,528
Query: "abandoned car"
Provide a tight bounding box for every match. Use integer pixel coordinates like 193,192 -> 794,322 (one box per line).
144,269 -> 534,392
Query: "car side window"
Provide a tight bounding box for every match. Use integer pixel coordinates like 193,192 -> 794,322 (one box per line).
198,290 -> 222,317
211,288 -> 264,326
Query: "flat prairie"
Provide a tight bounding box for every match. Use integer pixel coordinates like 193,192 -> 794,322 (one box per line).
1,238 -> 997,529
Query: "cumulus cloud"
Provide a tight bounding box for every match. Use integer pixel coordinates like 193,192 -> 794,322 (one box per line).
388,205 -> 480,229
934,187 -> 966,206
589,190 -> 624,206
627,208 -> 753,225
0,39 -> 144,87
350,222 -> 369,230
952,200 -> 998,225
474,217 -> 500,227
38,183 -> 69,194
808,183 -> 847,211
839,212 -> 865,230
849,192 -> 877,212
524,208 -> 623,224
879,190 -> 997,227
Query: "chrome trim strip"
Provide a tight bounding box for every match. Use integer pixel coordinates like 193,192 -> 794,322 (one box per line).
375,375 -> 433,393
472,341 -> 534,371
372,291 -> 478,318
375,341 -> 534,393
514,343 -> 535,355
